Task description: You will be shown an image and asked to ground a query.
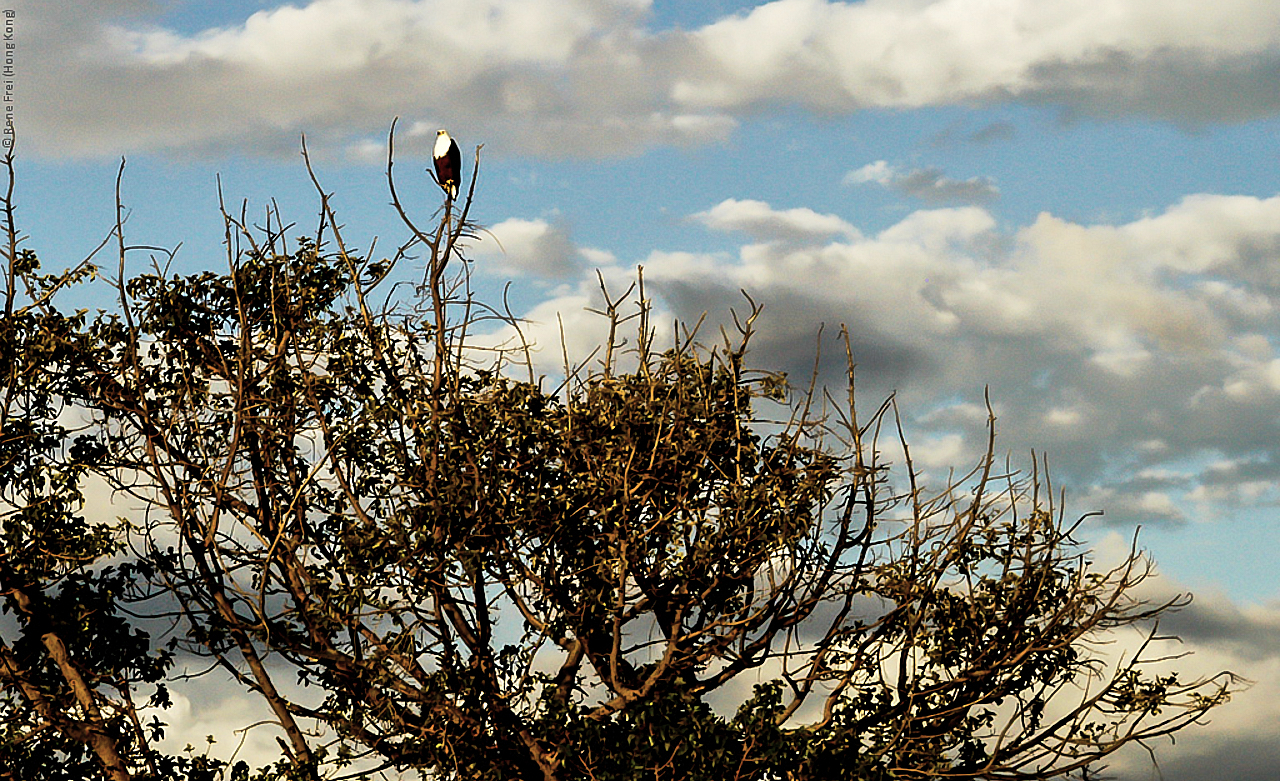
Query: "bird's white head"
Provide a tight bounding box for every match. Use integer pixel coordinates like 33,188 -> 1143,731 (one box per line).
434,129 -> 453,157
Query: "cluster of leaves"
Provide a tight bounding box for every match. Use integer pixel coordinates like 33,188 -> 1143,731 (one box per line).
0,234 -> 230,780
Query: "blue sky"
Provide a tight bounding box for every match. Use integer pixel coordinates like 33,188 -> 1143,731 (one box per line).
13,0 -> 1280,775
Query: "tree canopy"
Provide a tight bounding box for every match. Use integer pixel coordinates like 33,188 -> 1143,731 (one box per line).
0,132 -> 1238,781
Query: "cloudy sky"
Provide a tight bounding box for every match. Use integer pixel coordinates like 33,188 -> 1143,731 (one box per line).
13,0 -> 1280,777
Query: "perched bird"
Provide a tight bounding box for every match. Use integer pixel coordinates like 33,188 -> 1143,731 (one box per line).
433,129 -> 462,201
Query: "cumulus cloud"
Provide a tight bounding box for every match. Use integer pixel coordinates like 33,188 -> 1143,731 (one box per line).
21,0 -> 720,158
1080,566 -> 1280,781
691,198 -> 859,241
674,0 -> 1280,120
471,217 -> 587,278
845,160 -> 1001,204
152,672 -> 287,768
18,0 -> 1280,158
844,160 -> 895,186
498,192 -> 1280,530
1088,568 -> 1280,781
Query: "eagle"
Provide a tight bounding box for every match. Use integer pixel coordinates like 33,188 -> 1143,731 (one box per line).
432,129 -> 462,201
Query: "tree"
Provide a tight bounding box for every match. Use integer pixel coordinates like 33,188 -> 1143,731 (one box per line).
1,125 -> 1238,781
0,149 -> 229,781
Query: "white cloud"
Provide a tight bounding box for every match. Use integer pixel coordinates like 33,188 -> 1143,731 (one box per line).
21,0 -> 672,157
1095,573 -> 1280,780
20,0 -> 1280,158
472,217 -> 581,278
492,193 -> 1280,533
473,278 -> 676,379
692,198 -> 859,242
909,432 -> 969,468
151,672 -> 287,769
843,160 -> 895,186
1044,406 -> 1083,427
116,0 -> 602,70
676,0 -> 1280,118
846,160 -> 1001,204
